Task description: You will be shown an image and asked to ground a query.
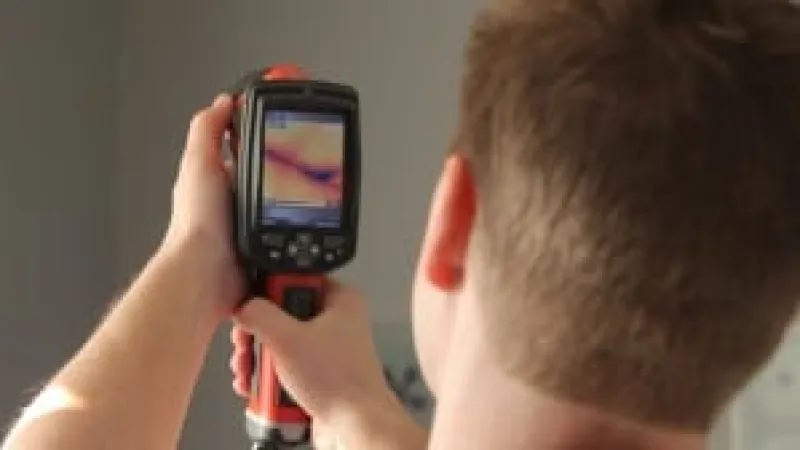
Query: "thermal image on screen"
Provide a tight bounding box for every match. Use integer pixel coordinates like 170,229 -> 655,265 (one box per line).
261,110 -> 345,228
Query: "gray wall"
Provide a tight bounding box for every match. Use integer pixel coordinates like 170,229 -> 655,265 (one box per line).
0,0 -> 119,425
2,0 -> 799,449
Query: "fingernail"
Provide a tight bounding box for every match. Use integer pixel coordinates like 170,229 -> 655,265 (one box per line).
213,93 -> 230,106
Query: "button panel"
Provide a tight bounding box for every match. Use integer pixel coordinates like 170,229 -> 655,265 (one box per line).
259,232 -> 350,269
322,234 -> 347,265
297,233 -> 313,246
262,233 -> 285,247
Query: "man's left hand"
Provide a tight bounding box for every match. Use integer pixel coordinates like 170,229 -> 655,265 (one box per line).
161,93 -> 244,318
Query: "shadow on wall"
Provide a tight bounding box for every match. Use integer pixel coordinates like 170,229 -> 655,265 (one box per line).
375,321 -> 434,426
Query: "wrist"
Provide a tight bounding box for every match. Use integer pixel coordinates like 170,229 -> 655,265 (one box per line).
328,387 -> 427,450
159,225 -> 231,271
154,230 -> 244,321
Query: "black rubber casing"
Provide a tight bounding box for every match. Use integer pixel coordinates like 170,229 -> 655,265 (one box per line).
230,77 -> 361,276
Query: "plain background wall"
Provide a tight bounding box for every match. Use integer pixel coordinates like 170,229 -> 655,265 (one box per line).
4,0 -> 800,449
0,0 -> 118,425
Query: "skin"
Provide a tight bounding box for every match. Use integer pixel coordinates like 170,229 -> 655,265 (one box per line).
2,94 -> 708,450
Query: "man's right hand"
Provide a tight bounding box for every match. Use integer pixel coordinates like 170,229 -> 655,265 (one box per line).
229,280 -> 428,449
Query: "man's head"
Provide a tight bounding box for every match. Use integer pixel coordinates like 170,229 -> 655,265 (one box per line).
412,0 -> 800,433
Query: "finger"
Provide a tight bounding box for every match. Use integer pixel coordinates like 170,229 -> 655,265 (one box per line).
229,346 -> 253,397
311,422 -> 337,450
324,277 -> 347,299
230,325 -> 251,346
230,326 -> 254,374
236,346 -> 253,377
229,353 -> 251,381
233,298 -> 300,351
322,278 -> 365,313
183,94 -> 233,168
224,158 -> 237,187
230,371 -> 251,397
232,377 -> 250,398
228,344 -> 253,375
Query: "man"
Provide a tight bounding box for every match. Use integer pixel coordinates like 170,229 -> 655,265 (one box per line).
5,0 -> 800,449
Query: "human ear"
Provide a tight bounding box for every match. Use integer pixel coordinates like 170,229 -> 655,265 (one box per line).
419,153 -> 476,291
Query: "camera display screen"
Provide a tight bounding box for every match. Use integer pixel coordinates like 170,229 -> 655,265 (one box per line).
260,110 -> 345,229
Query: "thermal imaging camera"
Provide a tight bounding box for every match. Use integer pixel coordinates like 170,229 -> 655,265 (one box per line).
228,65 -> 361,450
232,67 -> 360,274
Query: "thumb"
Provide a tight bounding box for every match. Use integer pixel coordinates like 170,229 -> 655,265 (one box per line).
233,298 -> 299,349
183,94 -> 233,168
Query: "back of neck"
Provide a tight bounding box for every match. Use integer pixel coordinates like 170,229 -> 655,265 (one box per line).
427,308 -> 706,450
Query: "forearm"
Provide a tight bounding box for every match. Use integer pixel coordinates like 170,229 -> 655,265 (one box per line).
332,390 -> 429,450
3,238 -> 225,450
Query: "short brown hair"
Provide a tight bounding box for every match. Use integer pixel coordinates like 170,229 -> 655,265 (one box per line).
459,0 -> 800,430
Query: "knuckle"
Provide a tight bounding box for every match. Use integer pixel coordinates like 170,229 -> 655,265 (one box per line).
189,108 -> 212,130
